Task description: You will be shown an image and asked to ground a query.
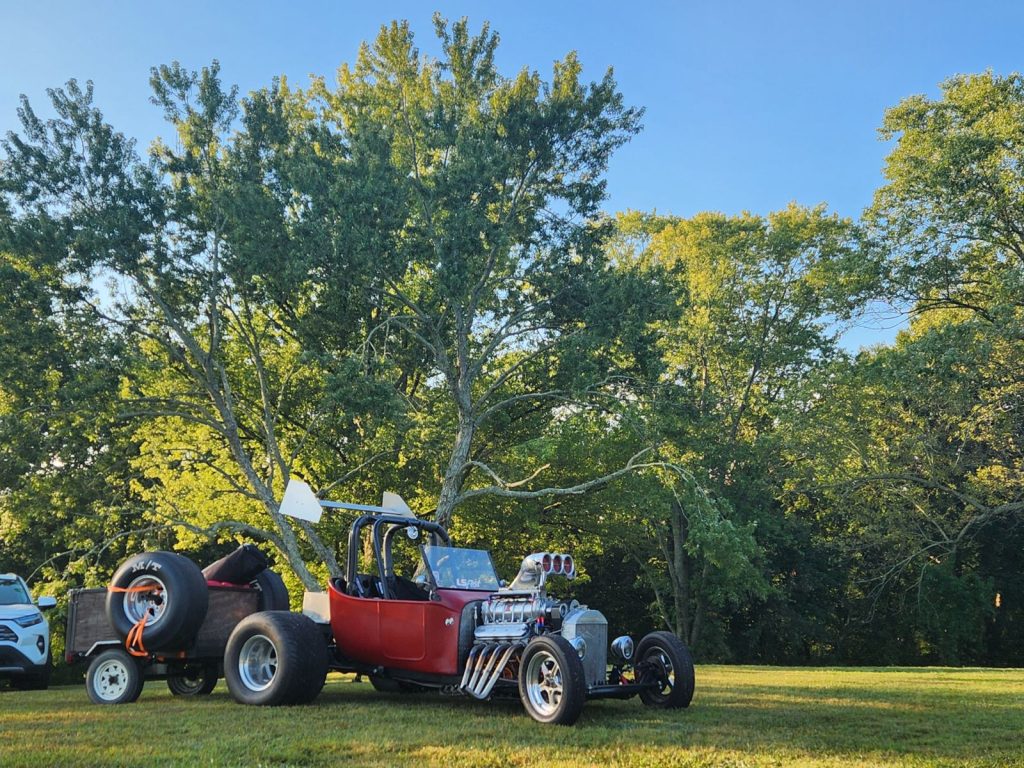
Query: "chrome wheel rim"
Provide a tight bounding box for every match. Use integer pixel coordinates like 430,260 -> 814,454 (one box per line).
238,634 -> 278,691
123,574 -> 168,627
95,658 -> 131,701
525,650 -> 563,717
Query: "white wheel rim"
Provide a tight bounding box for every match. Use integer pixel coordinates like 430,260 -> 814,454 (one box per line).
94,659 -> 131,701
238,634 -> 278,691
525,650 -> 563,717
123,574 -> 168,627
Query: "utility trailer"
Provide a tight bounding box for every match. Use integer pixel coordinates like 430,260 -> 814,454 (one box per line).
66,547 -> 286,703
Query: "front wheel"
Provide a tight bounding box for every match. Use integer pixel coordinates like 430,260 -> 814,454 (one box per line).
86,649 -> 144,705
168,664 -> 218,696
518,635 -> 586,725
224,611 -> 328,706
636,631 -> 695,708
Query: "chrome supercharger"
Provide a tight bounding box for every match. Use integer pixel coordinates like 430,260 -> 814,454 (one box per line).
460,552 -> 613,698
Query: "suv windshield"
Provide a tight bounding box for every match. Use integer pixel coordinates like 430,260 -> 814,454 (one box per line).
0,577 -> 30,606
418,546 -> 500,591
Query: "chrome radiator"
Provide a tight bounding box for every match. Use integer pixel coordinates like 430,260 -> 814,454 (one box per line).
561,608 -> 608,687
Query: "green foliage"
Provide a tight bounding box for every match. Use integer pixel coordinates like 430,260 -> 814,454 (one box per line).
0,18 -> 1021,666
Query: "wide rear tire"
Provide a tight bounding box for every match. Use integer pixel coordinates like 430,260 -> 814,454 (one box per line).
106,551 -> 209,650
518,635 -> 586,725
251,569 -> 290,611
636,631 -> 695,708
224,611 -> 327,706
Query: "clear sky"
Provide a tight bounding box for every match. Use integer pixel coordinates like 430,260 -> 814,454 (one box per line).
1,1 -> 1021,348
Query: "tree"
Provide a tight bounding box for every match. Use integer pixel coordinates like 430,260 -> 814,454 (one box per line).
605,204 -> 872,654
321,16 -> 645,527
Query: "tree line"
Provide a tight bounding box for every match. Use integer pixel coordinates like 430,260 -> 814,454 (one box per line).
1,17 -> 1020,666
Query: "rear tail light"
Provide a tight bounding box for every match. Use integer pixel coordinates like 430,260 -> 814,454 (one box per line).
553,555 -> 563,574
563,556 -> 574,576
542,554 -> 552,573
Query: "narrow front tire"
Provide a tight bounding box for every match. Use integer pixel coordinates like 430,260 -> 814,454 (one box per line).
636,631 -> 695,708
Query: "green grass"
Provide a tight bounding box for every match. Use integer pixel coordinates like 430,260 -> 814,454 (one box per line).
2,666 -> 1023,767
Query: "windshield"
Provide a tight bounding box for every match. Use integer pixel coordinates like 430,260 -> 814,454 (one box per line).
418,546 -> 500,591
0,577 -> 30,606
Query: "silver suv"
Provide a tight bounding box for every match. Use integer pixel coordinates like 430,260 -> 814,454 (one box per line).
0,573 -> 56,690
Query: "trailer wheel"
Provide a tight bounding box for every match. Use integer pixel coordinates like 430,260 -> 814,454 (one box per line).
86,649 -> 144,705
251,569 -> 290,611
518,635 -> 586,725
106,551 -> 209,650
636,631 -> 695,708
168,664 -> 218,696
224,611 -> 328,706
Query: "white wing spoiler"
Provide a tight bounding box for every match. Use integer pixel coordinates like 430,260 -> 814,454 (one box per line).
279,478 -> 416,524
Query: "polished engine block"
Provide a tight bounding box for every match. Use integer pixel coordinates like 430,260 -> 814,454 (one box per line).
461,552 -> 609,698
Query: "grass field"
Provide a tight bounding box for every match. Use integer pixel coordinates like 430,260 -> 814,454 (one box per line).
2,666 -> 1022,767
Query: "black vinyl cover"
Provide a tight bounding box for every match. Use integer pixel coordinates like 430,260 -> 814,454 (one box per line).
202,544 -> 268,584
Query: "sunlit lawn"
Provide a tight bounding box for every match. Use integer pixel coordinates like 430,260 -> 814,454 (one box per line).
2,665 -> 1022,767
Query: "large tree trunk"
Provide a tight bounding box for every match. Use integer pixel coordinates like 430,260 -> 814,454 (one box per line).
435,416 -> 475,529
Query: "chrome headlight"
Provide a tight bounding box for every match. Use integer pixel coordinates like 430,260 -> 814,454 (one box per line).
14,612 -> 43,628
569,635 -> 587,659
610,635 -> 634,663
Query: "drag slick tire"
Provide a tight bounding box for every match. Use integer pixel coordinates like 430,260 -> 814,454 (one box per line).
251,569 -> 290,612
106,551 -> 209,650
167,663 -> 218,696
636,630 -> 695,708
224,611 -> 328,706
86,649 -> 144,705
518,635 -> 586,725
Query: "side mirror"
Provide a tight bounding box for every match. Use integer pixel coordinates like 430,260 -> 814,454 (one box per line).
37,596 -> 57,610
499,579 -> 508,588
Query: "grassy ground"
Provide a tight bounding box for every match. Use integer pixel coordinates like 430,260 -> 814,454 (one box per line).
1,666 -> 1022,767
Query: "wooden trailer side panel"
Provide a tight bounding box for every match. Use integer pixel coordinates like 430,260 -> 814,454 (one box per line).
66,586 -> 260,660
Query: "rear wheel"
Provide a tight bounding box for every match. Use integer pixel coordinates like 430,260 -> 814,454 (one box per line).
518,635 -> 585,725
224,611 -> 327,706
636,631 -> 694,708
168,664 -> 218,696
86,649 -> 144,705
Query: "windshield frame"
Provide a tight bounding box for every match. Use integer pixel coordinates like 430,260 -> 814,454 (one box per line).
417,545 -> 501,592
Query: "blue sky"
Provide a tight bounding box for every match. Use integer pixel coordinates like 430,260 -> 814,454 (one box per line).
2,1 -> 1021,348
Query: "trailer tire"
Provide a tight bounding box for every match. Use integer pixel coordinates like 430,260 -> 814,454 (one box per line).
106,551 -> 209,650
251,569 -> 290,611
224,611 -> 327,706
86,649 -> 144,704
636,630 -> 695,708
168,663 -> 218,696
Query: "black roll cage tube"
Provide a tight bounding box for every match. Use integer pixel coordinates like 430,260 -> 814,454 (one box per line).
345,514 -> 452,600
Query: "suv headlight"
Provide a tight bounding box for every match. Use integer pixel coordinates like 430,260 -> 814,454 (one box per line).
13,613 -> 43,628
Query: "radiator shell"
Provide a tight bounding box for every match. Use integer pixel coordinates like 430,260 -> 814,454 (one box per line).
561,607 -> 608,687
